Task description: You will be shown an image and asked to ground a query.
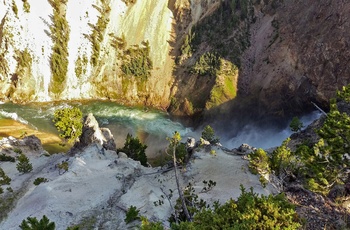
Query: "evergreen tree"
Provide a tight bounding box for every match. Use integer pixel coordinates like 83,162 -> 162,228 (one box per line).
201,125 -> 219,144
289,116 -> 303,132
298,85 -> 350,194
119,134 -> 147,166
0,167 -> 11,194
19,215 -> 55,230
16,154 -> 33,173
53,107 -> 83,144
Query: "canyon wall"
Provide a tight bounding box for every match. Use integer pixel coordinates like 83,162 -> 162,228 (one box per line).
0,0 -> 349,120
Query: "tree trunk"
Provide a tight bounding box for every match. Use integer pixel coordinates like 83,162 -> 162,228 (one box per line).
173,144 -> 192,222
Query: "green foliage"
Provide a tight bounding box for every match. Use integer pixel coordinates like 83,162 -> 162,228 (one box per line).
121,41 -> 153,79
201,125 -> 219,144
270,138 -> 298,177
0,167 -> 11,186
89,2 -> 110,66
0,153 -> 15,162
248,139 -> 298,187
248,148 -> 270,175
66,226 -> 80,230
22,0 -> 31,13
74,55 -> 88,78
140,216 -> 164,230
170,182 -> 211,223
337,84 -> 350,102
14,148 -> 22,154
16,154 -> 33,173
57,161 -> 69,175
119,134 -> 148,166
166,142 -> 188,165
125,205 -> 140,224
48,0 -> 70,95
33,177 -> 49,186
191,52 -> 221,76
12,0 -> 18,17
15,48 -> 33,77
180,28 -> 196,56
171,185 -> 300,229
293,85 -> 350,194
19,215 -> 56,230
290,116 -> 303,132
122,0 -> 137,5
179,1 -> 253,68
53,107 -> 83,144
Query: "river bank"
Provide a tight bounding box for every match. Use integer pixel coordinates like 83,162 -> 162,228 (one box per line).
0,119 -> 69,154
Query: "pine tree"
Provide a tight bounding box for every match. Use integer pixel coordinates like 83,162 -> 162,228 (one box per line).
16,154 -> 33,173
19,215 -> 55,230
53,107 -> 83,144
119,134 -> 147,166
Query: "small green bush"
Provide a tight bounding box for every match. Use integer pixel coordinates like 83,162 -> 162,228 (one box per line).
248,148 -> 270,175
125,205 -> 140,224
191,52 -> 221,76
16,154 -> 33,173
121,41 -> 153,79
0,167 -> 11,186
48,0 -> 70,95
12,0 -> 18,17
201,125 -> 219,144
33,177 -> 49,186
118,134 -> 148,166
171,185 -> 301,229
57,161 -> 69,175
22,0 -> 30,13
0,153 -> 15,162
19,215 -> 55,230
290,116 -> 303,132
53,107 -> 83,144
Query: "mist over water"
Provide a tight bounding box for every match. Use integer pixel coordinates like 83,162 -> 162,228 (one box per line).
220,111 -> 322,149
0,101 -> 322,156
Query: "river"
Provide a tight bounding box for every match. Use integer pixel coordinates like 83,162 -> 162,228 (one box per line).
0,101 -> 193,161
0,101 -> 322,161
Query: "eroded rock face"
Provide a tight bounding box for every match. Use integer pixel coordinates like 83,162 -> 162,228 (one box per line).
240,0 -> 350,117
72,113 -> 117,152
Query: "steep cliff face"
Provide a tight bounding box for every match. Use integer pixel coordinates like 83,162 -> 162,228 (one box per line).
0,0 -> 349,120
240,0 -> 350,117
0,0 -> 175,108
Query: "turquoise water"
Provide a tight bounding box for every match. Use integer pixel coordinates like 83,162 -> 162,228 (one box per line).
0,101 -> 193,157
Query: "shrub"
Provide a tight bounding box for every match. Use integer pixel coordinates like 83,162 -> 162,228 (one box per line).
125,205 -> 140,224
19,215 -> 55,230
57,161 -> 69,175
191,52 -> 221,76
33,177 -> 49,186
12,0 -> 18,17
201,125 -> 219,144
247,148 -> 270,175
290,116 -> 303,132
121,41 -> 153,79
53,107 -> 83,144
0,153 -> 15,162
22,0 -> 30,13
48,0 -> 70,95
171,185 -> 301,229
16,154 -> 33,173
0,167 -> 11,186
166,142 -> 188,164
118,134 -> 148,166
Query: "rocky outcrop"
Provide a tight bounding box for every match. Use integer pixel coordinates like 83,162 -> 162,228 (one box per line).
72,113 -> 117,152
240,0 -> 350,117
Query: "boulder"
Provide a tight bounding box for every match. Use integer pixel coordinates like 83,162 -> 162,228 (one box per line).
23,135 -> 43,152
72,113 -> 117,152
